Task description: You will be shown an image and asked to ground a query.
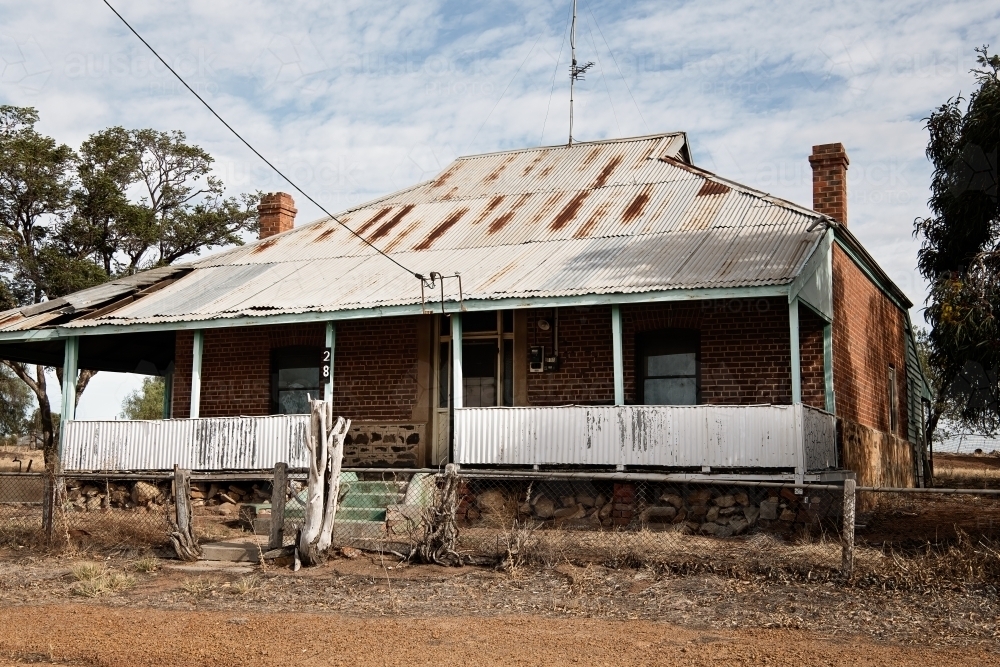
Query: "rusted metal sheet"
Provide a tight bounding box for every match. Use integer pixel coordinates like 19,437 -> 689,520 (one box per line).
454,404 -> 836,470
62,415 -> 310,471
27,133 -> 826,331
802,405 -> 838,470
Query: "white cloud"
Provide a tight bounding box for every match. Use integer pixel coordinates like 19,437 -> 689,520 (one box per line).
2,0 -> 997,417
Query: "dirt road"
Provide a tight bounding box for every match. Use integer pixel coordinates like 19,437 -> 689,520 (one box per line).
0,605 -> 992,667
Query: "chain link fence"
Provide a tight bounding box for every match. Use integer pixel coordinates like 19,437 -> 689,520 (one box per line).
2,467 -> 999,589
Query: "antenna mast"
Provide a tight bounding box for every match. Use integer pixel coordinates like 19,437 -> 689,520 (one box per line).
568,0 -> 594,146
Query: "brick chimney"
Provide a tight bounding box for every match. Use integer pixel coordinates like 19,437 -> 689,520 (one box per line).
257,192 -> 297,239
808,143 -> 849,225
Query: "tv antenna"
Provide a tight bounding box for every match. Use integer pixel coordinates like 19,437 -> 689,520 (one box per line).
568,0 -> 594,146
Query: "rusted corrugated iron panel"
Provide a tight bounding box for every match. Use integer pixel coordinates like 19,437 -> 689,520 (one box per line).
62,415 -> 310,471
40,133 -> 826,330
454,404 -> 836,470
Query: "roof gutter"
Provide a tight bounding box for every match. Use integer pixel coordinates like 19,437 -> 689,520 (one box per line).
0,283 -> 793,341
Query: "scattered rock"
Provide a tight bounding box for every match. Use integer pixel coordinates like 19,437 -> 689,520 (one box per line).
779,509 -> 796,522
639,506 -> 677,523
743,506 -> 760,525
132,481 -> 159,505
759,499 -> 778,521
705,506 -> 720,523
340,546 -> 362,559
730,518 -> 750,535
476,489 -> 507,515
700,522 -> 720,535
218,492 -> 238,505
576,494 -> 596,507
688,489 -> 712,504
713,495 -> 735,508
553,504 -> 585,520
734,492 -> 750,506
560,496 -> 577,508
217,502 -> 238,516
534,497 -> 556,519
660,493 -> 684,508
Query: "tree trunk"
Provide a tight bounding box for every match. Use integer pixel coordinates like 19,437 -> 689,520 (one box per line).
169,466 -> 201,561
297,399 -> 350,567
415,463 -> 462,566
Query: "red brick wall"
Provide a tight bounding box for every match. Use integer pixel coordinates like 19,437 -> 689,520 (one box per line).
832,245 -> 908,435
172,324 -> 325,418
171,318 -> 419,421
330,317 -> 420,421
527,307 -> 615,405
623,299 -> 794,405
523,299 -> 806,406
799,306 -> 826,410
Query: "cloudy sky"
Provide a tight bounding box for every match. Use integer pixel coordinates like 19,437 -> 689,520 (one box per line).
2,0 -> 998,418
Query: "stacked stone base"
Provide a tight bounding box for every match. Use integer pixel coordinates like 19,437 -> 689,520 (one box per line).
457,479 -> 839,536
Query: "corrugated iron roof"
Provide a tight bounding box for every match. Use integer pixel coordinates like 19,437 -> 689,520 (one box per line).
2,133 -> 828,332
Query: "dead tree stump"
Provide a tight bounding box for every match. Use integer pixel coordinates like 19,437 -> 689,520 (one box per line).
297,399 -> 350,566
415,463 -> 462,566
169,466 -> 202,561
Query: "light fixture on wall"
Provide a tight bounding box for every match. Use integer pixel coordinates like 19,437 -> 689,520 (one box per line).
537,319 -> 551,331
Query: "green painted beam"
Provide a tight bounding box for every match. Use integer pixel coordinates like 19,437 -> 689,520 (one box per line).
58,336 -> 79,462
611,304 -> 624,405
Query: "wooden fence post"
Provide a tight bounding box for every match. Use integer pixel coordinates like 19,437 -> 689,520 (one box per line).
169,466 -> 201,561
269,462 -> 288,551
41,472 -> 56,544
841,478 -> 856,578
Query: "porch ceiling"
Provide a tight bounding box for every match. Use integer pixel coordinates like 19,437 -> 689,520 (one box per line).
0,330 -> 175,375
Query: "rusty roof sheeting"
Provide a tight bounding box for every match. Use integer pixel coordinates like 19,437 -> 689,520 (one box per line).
2,133 -> 829,331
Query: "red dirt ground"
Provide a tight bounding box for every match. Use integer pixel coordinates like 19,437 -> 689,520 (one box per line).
0,605 -> 993,667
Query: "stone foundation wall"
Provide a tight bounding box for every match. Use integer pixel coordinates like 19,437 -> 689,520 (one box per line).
343,422 -> 425,468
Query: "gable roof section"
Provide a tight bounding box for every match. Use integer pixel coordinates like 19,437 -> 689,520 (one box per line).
1,133 -> 829,333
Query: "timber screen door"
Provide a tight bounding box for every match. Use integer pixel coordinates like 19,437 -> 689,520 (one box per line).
637,329 -> 699,405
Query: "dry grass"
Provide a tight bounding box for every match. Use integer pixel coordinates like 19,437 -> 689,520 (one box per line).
232,575 -> 261,596
0,446 -> 44,473
129,556 -> 160,573
70,563 -> 136,597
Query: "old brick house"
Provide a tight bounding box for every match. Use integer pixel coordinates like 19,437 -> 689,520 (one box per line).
0,133 -> 929,487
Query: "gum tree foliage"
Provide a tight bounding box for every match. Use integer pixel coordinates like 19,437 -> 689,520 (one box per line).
120,376 -> 165,421
915,47 -> 1000,439
0,106 -> 260,467
0,363 -> 32,438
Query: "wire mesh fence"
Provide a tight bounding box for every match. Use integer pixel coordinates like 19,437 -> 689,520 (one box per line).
1,467 -> 999,590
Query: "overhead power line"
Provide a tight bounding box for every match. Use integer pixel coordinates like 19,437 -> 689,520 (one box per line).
100,0 -> 420,279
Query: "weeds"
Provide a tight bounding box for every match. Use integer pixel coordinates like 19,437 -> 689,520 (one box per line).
232,575 -> 260,597
130,556 -> 160,573
181,576 -> 216,596
70,563 -> 135,597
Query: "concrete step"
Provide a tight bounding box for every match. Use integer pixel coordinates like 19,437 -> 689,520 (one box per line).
340,492 -> 404,508
337,507 -> 387,522
199,541 -> 263,563
344,480 -> 407,494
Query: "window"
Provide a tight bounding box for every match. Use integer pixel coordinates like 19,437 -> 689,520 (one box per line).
638,329 -> 699,405
271,347 -> 321,415
888,365 -> 898,433
437,310 -> 515,408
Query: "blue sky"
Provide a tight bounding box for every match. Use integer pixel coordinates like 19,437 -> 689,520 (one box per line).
1,0 -> 998,418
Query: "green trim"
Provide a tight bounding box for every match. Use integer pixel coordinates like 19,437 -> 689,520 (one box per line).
190,330 -> 203,419
451,314 -> 463,409
325,322 -> 335,402
823,323 -> 835,413
789,299 -> 801,404
0,284 -> 791,342
611,305 -> 624,405
58,336 -> 79,462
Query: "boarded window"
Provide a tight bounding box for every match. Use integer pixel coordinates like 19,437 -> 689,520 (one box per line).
638,329 -> 699,405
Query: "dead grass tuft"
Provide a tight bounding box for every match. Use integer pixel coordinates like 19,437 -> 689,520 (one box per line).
70,563 -> 136,597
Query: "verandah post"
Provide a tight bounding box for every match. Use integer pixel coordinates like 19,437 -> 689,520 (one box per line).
58,336 -> 79,465
788,299 -> 801,404
611,305 -> 624,406
190,330 -> 203,418
451,313 -> 463,409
